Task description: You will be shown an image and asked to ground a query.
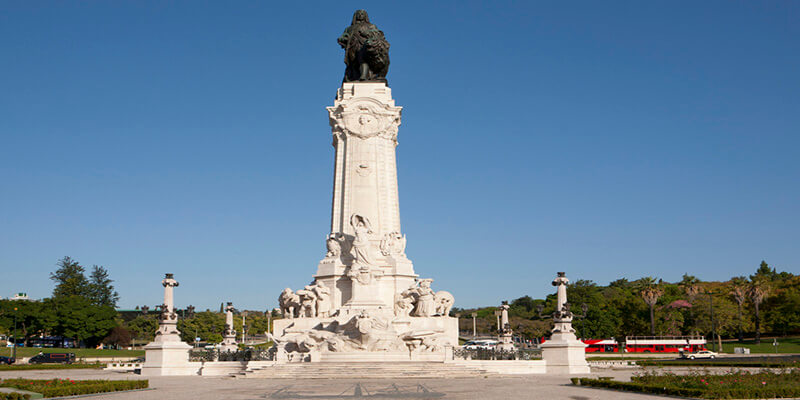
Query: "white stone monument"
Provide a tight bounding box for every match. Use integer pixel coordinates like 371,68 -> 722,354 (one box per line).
541,272 -> 590,374
497,303 -> 515,351
141,273 -> 195,376
220,302 -> 238,353
271,82 -> 457,362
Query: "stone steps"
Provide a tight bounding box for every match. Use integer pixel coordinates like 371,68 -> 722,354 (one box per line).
234,362 -> 495,379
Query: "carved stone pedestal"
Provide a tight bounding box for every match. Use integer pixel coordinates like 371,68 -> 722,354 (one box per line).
142,274 -> 196,376
541,272 -> 590,374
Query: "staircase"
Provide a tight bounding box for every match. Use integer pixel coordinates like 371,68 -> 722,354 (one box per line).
233,362 -> 496,379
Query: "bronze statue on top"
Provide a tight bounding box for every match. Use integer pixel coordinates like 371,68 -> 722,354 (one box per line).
338,10 -> 390,83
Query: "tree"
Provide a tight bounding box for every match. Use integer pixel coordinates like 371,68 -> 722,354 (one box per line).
50,256 -> 90,299
46,296 -> 117,347
748,278 -> 769,344
636,277 -> 663,335
88,265 -> 119,307
679,274 -> 702,335
730,276 -> 748,342
178,311 -> 225,344
749,261 -> 774,344
102,326 -> 132,348
125,315 -> 158,343
0,300 -> 49,345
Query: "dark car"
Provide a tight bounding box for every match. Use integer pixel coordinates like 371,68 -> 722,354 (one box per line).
28,352 -> 75,364
0,356 -> 15,365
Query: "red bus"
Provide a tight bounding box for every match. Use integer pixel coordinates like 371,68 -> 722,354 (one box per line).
623,336 -> 706,353
578,336 -> 707,353
582,339 -> 620,353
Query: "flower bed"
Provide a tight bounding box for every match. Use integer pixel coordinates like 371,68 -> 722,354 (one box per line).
572,369 -> 800,399
0,379 -> 148,398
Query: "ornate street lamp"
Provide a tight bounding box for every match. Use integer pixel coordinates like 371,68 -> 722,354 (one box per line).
12,307 -> 18,361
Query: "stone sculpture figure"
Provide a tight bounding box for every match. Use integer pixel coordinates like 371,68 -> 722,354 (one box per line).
313,281 -> 332,318
394,288 -> 415,318
338,9 -> 390,82
433,290 -> 455,316
297,286 -> 318,318
411,279 -> 436,317
325,234 -> 342,257
279,288 -> 301,319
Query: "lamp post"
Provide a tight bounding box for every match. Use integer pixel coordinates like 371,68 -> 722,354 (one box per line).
575,303 -> 589,340
12,307 -> 18,361
708,291 -> 717,352
471,312 -> 477,338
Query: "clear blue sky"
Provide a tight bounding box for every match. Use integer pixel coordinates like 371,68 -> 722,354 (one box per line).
1,1 -> 798,311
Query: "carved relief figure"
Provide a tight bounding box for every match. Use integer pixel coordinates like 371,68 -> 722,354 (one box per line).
380,231 -> 406,256
393,289 -> 415,318
433,290 -> 455,316
278,288 -> 301,319
349,214 -> 377,268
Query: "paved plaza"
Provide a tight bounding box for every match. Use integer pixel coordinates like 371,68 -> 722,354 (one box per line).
0,368 -> 677,399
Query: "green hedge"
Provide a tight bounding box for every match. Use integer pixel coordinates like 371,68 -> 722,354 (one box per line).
573,377 -> 800,399
0,393 -> 31,400
638,360 -> 800,368
0,379 -> 148,398
0,363 -> 103,371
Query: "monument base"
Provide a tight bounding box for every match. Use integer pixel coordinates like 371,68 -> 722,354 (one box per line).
141,340 -> 197,376
541,332 -> 590,374
272,315 -> 458,362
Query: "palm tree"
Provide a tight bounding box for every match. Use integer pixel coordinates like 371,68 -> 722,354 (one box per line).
748,278 -> 769,345
679,274 -> 701,334
637,277 -> 663,335
730,276 -> 748,342
748,261 -> 774,345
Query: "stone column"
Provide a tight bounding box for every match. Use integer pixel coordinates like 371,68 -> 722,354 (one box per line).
142,273 -> 196,376
315,82 -> 417,315
220,302 -> 238,353
541,272 -> 590,374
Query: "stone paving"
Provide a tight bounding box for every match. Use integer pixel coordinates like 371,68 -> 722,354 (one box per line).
0,368 -> 675,399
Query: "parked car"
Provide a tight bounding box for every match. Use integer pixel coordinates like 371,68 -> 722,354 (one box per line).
463,340 -> 499,350
0,356 -> 15,365
28,352 -> 76,364
681,350 -> 718,360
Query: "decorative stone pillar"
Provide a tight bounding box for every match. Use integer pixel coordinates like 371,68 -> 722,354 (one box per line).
142,273 -> 196,376
497,303 -> 514,351
541,272 -> 590,374
220,302 -> 238,353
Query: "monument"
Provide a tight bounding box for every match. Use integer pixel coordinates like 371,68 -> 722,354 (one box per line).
271,10 -> 457,362
141,274 -> 194,376
220,302 -> 238,353
540,272 -> 590,373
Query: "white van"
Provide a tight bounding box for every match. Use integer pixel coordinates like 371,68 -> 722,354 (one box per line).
463,340 -> 499,350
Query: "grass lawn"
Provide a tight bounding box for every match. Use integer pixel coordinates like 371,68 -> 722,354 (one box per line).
0,347 -> 143,358
720,337 -> 800,354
